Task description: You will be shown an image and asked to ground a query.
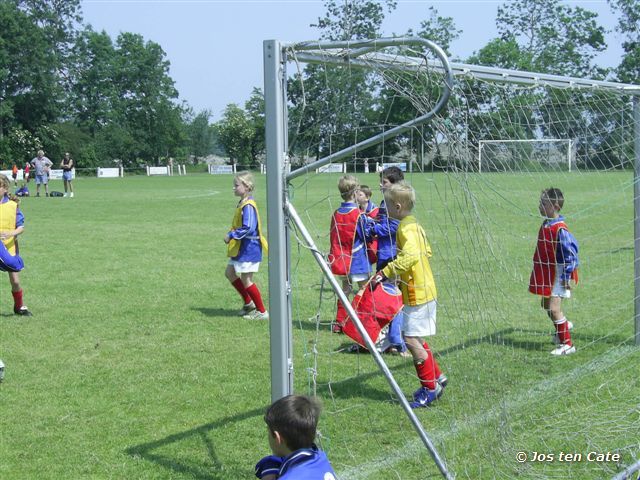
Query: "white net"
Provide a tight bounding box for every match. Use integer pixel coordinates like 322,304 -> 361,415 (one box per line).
276,40 -> 640,479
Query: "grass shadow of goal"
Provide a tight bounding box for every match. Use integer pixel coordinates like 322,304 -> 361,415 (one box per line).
125,407 -> 264,480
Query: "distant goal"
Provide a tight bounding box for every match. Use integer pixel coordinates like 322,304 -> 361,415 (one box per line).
478,139 -> 575,173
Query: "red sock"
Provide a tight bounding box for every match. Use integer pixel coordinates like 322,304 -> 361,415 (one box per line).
231,279 -> 252,304
12,289 -> 23,310
423,341 -> 442,378
335,299 -> 348,326
246,284 -> 266,313
555,317 -> 573,346
415,342 -> 437,390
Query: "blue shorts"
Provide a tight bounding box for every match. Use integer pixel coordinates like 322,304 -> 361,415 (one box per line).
63,171 -> 73,181
35,174 -> 48,185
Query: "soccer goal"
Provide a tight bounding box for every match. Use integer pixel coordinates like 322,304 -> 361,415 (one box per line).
478,139 -> 575,172
264,36 -> 640,479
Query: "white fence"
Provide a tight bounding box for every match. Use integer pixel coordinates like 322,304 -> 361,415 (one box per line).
97,167 -> 123,178
316,163 -> 346,173
208,164 -> 237,175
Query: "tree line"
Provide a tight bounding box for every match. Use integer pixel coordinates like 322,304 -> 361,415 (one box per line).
1,0 -> 637,170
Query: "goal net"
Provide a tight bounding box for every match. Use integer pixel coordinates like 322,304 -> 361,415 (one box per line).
264,37 -> 640,480
478,139 -> 575,172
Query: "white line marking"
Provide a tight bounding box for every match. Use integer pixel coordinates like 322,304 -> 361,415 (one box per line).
176,191 -> 219,199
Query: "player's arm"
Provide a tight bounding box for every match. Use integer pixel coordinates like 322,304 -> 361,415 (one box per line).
556,229 -> 578,288
381,224 -> 420,278
229,204 -> 257,240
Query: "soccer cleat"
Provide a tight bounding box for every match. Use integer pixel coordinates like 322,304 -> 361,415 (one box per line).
239,301 -> 256,316
437,374 -> 448,389
551,343 -> 576,356
552,321 -> 574,345
410,384 -> 443,408
14,306 -> 32,317
70,192 -> 74,198
243,310 -> 269,320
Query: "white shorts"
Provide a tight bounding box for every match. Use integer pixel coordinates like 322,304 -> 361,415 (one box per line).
229,260 -> 260,274
337,273 -> 370,285
551,275 -> 571,298
403,300 -> 437,337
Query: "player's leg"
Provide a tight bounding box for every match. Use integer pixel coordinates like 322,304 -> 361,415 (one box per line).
333,277 -> 352,333
241,271 -> 267,317
548,296 -> 575,355
9,272 -> 31,316
226,263 -> 252,310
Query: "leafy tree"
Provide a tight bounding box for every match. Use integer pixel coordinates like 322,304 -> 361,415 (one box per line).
495,0 -> 606,77
414,6 -> 462,57
69,27 -> 115,136
111,33 -> 184,165
217,104 -> 254,166
244,88 -> 265,164
187,110 -> 213,162
0,2 -> 57,139
313,0 -> 397,41
608,0 -> 640,83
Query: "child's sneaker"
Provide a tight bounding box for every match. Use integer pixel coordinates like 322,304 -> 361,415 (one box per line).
552,321 -> 574,344
14,306 -> 32,317
551,343 -> 576,356
239,301 -> 256,315
410,384 -> 443,408
243,310 -> 269,320
437,374 -> 448,388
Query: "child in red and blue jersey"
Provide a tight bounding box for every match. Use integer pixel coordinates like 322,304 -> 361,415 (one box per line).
255,395 -> 336,480
529,187 -> 579,356
356,185 -> 379,267
224,171 -> 269,320
328,175 -> 369,333
0,174 -> 31,316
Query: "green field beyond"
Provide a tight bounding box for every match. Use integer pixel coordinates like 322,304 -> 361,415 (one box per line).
0,172 -> 637,479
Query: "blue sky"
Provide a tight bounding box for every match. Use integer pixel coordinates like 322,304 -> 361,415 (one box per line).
81,1 -> 624,121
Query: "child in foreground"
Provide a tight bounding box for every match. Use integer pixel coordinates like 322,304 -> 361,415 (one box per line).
529,187 -> 579,356
255,395 -> 337,480
373,183 -> 446,408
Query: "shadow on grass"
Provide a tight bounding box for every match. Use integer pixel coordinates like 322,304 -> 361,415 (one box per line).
191,307 -> 237,318
126,407 -> 264,480
320,326 -> 633,402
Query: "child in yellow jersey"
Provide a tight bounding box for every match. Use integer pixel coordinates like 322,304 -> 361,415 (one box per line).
372,183 -> 446,408
224,171 -> 269,320
0,174 -> 31,316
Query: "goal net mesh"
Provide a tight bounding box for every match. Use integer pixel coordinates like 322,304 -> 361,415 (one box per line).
279,42 -> 639,479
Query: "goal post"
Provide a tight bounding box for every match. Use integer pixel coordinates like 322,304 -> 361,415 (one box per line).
478,139 -> 575,173
264,36 -> 455,480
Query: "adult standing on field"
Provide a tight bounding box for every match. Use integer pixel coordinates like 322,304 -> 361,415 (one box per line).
60,152 -> 74,197
30,150 -> 53,197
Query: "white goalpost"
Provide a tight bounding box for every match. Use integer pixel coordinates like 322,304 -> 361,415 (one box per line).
264,36 -> 640,480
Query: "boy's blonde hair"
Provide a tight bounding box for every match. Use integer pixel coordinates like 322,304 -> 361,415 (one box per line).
384,182 -> 415,211
338,175 -> 359,201
235,171 -> 255,191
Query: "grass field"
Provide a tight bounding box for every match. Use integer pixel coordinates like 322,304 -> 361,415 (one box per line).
0,171 -> 638,479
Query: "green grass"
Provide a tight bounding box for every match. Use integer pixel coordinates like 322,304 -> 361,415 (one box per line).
0,172 -> 638,479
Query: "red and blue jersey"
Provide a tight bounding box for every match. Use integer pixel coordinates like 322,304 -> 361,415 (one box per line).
368,199 -> 399,270
529,216 -> 579,296
328,202 -> 369,276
